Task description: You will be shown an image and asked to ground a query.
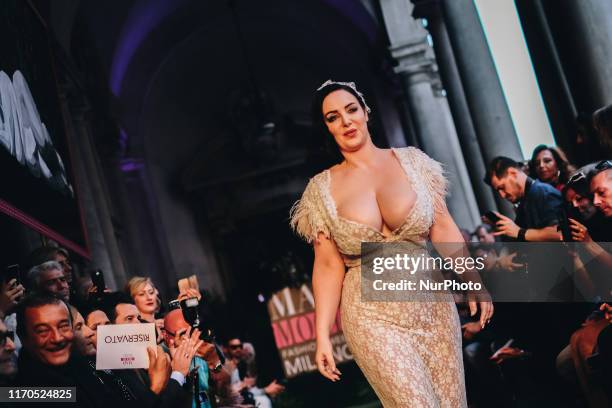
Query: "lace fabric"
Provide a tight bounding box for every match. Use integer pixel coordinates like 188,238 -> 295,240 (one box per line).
289,147 -> 467,407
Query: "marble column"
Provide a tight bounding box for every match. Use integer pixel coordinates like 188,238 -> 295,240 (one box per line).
380,0 -> 480,229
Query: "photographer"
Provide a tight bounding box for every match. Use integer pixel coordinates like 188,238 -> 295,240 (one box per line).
164,309 -> 226,408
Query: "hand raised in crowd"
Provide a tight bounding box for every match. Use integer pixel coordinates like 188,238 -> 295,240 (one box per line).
600,303 -> 612,323
0,279 -> 25,317
177,288 -> 201,302
568,218 -> 592,242
147,345 -> 172,394
497,252 -> 524,272
489,347 -> 527,365
169,327 -> 203,376
263,379 -> 285,398
490,212 -> 520,239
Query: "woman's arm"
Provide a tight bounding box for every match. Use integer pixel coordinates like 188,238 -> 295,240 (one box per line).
312,233 -> 345,381
430,206 -> 494,328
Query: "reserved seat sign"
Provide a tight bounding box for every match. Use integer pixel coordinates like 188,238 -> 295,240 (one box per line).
96,323 -> 156,370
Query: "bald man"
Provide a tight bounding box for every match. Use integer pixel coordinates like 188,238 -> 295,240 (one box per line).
164,309 -> 227,408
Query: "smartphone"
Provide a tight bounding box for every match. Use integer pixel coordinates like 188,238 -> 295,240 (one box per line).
178,275 -> 200,293
90,269 -> 106,293
557,207 -> 573,242
484,211 -> 501,224
5,264 -> 20,286
491,338 -> 514,359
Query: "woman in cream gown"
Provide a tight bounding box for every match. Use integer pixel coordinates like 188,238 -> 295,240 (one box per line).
290,80 -> 493,407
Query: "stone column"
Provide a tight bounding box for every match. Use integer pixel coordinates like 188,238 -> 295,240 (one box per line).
440,0 -> 523,214
440,0 -> 523,162
563,0 -> 612,108
61,88 -> 128,290
426,11 -> 498,214
380,0 -> 480,229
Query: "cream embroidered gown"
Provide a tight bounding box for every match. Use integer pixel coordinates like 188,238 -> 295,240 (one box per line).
290,147 -> 467,408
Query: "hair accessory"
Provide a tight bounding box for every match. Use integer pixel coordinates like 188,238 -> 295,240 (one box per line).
316,79 -> 371,113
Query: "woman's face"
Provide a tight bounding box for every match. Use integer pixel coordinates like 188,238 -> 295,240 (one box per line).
133,283 -> 157,315
534,149 -> 559,182
321,90 -> 369,152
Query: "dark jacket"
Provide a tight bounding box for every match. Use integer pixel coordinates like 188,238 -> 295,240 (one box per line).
115,368 -> 192,408
15,351 -> 126,408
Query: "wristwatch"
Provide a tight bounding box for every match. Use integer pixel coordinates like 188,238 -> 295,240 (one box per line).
517,228 -> 527,242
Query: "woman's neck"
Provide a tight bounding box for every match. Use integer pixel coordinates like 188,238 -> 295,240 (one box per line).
140,312 -> 154,322
340,139 -> 382,170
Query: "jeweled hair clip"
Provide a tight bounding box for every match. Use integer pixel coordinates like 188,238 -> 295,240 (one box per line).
316,79 -> 372,113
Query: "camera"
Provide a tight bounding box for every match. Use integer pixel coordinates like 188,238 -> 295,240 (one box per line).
179,296 -> 216,343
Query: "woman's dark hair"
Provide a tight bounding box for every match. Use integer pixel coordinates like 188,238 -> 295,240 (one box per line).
593,104 -> 612,157
310,82 -> 369,162
528,145 -> 575,185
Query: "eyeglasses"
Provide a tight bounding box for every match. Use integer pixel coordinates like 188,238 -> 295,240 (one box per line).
0,331 -> 14,348
229,343 -> 243,350
595,160 -> 612,171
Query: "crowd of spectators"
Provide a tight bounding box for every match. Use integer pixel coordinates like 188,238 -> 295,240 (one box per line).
457,105 -> 612,407
0,252 -> 285,407
1,106 -> 611,408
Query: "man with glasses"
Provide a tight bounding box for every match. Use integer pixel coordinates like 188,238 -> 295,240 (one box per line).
224,336 -> 285,407
0,318 -> 17,385
164,309 -> 226,408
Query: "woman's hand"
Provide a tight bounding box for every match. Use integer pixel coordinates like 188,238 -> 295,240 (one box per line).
467,296 -> 494,329
315,336 -> 341,382
569,218 -> 592,242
